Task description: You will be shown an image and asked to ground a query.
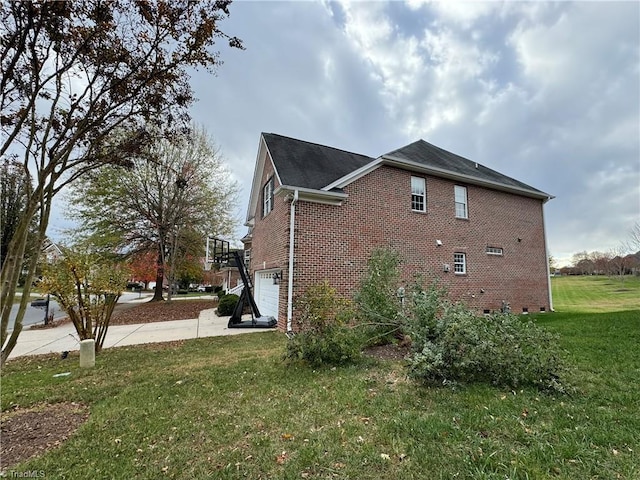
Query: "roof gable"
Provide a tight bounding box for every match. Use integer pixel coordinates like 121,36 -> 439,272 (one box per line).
262,133 -> 373,190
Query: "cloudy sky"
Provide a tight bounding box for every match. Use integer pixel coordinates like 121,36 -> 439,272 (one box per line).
50,1 -> 640,267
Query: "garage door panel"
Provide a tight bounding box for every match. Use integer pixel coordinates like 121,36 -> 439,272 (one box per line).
255,271 -> 279,318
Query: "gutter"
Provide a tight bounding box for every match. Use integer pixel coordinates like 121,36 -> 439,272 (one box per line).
542,203 -> 554,312
275,185 -> 347,205
286,189 -> 298,333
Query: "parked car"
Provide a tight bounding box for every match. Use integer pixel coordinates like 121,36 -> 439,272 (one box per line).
30,297 -> 48,308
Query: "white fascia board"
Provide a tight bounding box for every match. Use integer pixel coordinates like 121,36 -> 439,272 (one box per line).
275,185 -> 347,206
382,154 -> 554,202
322,158 -> 384,191
246,135 -> 284,224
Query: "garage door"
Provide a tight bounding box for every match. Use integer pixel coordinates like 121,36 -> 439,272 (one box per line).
255,270 -> 280,319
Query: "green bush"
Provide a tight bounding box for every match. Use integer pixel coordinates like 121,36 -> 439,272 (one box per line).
217,293 -> 239,316
406,292 -> 567,391
284,281 -> 362,367
354,247 -> 404,345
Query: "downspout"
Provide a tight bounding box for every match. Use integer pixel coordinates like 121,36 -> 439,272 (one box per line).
287,190 -> 298,333
542,198 -> 554,312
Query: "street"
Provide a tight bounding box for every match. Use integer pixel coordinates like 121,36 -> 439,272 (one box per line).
6,291 -> 150,331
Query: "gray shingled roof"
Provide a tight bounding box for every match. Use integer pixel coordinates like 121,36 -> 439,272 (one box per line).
383,140 -> 548,196
262,133 -> 549,198
262,133 -> 373,190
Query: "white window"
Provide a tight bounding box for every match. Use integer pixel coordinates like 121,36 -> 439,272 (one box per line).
411,176 -> 426,212
486,246 -> 503,256
263,177 -> 274,217
453,252 -> 466,274
454,185 -> 468,219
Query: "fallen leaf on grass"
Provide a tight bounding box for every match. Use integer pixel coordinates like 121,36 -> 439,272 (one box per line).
276,451 -> 288,464
281,433 -> 294,441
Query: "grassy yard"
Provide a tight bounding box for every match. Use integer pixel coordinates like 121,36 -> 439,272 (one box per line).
551,275 -> 640,313
1,277 -> 639,479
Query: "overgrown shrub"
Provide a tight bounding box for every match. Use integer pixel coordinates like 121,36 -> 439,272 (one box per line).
354,247 -> 404,345
406,289 -> 567,391
217,293 -> 239,316
285,281 -> 362,367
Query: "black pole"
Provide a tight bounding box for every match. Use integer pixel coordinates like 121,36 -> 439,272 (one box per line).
44,294 -> 50,325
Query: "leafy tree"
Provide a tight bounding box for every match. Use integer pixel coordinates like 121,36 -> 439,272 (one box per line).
67,126 -> 238,301
37,247 -> 129,353
0,0 -> 243,364
0,159 -> 38,271
129,251 -> 157,289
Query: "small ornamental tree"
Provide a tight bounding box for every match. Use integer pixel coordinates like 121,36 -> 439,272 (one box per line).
354,247 -> 404,345
285,281 -> 361,367
38,248 -> 129,353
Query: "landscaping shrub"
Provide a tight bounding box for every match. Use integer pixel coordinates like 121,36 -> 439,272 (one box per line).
406,288 -> 567,391
217,293 -> 239,316
285,281 -> 362,367
354,247 -> 404,345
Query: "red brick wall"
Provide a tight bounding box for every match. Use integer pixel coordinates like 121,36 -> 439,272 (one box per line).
249,153 -> 290,329
251,163 -> 551,329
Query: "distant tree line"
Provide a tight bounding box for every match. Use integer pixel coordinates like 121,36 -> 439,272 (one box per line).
559,250 -> 640,276
556,223 -> 640,277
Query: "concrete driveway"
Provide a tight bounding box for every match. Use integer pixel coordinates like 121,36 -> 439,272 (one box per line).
6,308 -> 269,360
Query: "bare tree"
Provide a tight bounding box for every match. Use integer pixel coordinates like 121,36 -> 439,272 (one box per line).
625,222 -> 640,253
1,0 -> 243,365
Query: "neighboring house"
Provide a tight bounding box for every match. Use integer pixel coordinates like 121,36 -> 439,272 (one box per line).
41,239 -> 63,263
244,133 -> 554,332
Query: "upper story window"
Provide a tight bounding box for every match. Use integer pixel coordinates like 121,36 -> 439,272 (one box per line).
486,246 -> 504,256
262,176 -> 274,217
411,176 -> 426,212
454,185 -> 468,219
453,252 -> 466,274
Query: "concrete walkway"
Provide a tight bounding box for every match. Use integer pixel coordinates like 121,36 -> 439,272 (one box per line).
7,309 -> 269,360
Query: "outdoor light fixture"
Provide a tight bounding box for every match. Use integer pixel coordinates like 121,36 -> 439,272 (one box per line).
273,271 -> 281,285
436,239 -> 443,246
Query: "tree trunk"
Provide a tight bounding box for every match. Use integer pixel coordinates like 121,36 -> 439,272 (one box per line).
151,250 -> 164,302
1,201 -> 50,366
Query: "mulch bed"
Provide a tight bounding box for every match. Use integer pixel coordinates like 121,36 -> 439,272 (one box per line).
0,403 -> 90,469
29,299 -> 219,330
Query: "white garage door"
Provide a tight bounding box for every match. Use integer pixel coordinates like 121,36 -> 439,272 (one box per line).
255,270 -> 280,319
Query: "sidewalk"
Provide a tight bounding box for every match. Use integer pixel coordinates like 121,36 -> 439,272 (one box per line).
7,308 -> 268,360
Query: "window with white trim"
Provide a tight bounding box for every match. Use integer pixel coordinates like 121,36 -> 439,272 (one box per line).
486,246 -> 503,256
262,177 -> 274,217
453,252 -> 466,274
454,185 -> 468,219
411,176 -> 426,212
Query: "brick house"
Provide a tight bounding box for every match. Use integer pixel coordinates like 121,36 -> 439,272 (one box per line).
243,133 -> 554,332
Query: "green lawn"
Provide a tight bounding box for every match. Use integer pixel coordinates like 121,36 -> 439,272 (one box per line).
551,275 -> 640,313
2,307 -> 639,479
